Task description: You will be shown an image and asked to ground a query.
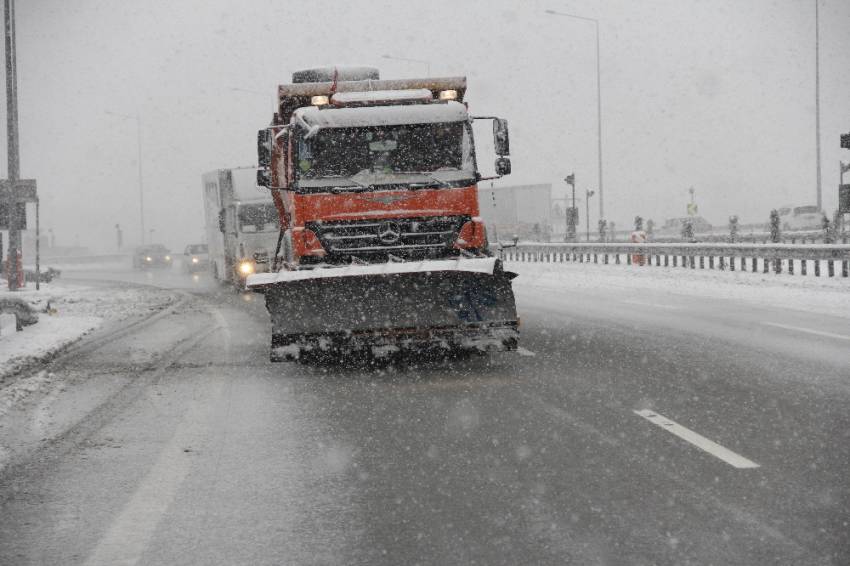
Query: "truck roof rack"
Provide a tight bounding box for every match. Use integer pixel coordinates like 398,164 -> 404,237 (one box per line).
276,76 -> 467,123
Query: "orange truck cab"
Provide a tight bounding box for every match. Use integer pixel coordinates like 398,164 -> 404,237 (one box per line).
256,67 -> 511,268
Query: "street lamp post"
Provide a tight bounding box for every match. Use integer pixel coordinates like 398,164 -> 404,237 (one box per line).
545,9 -> 604,221
585,189 -> 595,241
814,0 -> 822,211
105,111 -> 145,245
380,54 -> 431,77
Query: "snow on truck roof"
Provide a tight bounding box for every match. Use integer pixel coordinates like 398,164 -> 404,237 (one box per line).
293,100 -> 468,129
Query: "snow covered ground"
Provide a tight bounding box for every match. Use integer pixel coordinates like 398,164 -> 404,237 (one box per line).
0,279 -> 175,472
507,260 -> 850,320
0,280 -> 173,382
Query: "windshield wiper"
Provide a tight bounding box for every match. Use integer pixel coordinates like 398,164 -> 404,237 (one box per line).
397,171 -> 450,189
325,176 -> 372,193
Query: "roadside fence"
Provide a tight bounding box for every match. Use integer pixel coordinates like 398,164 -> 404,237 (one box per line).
500,242 -> 850,279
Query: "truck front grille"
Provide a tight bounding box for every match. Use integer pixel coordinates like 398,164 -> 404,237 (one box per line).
306,216 -> 468,261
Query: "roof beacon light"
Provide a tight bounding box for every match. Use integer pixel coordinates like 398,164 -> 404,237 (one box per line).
311,95 -> 330,107
439,89 -> 458,101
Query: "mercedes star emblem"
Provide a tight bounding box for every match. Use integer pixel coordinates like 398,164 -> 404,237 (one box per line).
378,221 -> 402,245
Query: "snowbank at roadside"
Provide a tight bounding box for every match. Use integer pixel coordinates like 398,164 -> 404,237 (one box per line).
507,260 -> 850,320
0,281 -> 173,382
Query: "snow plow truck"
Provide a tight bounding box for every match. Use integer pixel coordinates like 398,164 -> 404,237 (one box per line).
247,66 -> 519,361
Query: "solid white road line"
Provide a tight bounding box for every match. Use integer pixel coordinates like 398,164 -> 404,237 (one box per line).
620,300 -> 681,310
761,322 -> 850,342
634,409 -> 760,469
516,347 -> 536,357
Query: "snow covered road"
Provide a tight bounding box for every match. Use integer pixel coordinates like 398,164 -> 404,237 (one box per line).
0,265 -> 847,565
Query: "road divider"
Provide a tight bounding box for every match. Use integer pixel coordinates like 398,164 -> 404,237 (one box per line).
634,409 -> 760,469
500,242 -> 850,279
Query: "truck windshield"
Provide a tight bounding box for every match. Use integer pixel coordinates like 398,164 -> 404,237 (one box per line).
297,122 -> 475,188
238,203 -> 279,233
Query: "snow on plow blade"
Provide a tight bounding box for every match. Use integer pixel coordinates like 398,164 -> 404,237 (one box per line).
247,258 -> 519,360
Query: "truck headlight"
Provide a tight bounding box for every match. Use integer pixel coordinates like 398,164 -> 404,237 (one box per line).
165,255 -> 171,261
145,256 -> 152,262
192,257 -> 199,264
239,261 -> 255,275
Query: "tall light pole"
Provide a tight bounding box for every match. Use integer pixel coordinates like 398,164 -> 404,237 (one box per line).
105,111 -> 145,245
545,9 -> 604,220
814,0 -> 822,211
380,54 -> 431,77
4,0 -> 19,289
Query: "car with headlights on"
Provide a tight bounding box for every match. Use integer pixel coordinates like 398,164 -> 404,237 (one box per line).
132,244 -> 173,269
183,243 -> 209,272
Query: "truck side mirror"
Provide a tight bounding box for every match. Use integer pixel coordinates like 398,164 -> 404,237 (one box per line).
257,129 -> 272,168
495,157 -> 511,176
493,118 -> 510,156
257,169 -> 270,188
218,208 -> 226,233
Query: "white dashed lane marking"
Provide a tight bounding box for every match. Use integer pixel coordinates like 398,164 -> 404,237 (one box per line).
761,322 -> 850,342
634,409 -> 760,469
516,347 -> 536,357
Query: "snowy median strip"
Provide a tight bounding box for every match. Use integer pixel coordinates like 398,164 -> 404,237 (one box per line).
634,409 -> 760,469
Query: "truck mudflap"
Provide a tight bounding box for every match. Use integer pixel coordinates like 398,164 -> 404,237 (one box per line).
247,258 -> 519,361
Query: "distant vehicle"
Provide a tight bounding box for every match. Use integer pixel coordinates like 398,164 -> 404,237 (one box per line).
183,243 -> 209,272
778,205 -> 822,231
658,216 -> 712,236
132,244 -> 172,269
201,167 -> 278,288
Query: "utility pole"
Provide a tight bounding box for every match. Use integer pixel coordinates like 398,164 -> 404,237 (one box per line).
585,189 -> 595,242
3,0 -> 36,290
815,0 -> 822,210
4,0 -> 18,290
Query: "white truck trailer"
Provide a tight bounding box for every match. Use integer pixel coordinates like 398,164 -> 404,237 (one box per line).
202,167 -> 279,288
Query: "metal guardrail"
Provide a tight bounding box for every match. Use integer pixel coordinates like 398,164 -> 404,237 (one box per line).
499,242 -> 850,278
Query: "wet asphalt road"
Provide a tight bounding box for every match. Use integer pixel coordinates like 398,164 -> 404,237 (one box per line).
0,266 -> 848,565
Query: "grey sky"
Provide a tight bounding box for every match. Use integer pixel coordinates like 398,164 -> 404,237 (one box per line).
5,0 -> 850,250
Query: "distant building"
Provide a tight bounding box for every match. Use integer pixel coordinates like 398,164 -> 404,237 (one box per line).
478,183 -> 554,242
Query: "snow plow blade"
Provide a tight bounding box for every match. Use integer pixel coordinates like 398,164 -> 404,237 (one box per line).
247,258 -> 518,361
